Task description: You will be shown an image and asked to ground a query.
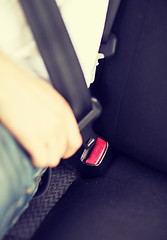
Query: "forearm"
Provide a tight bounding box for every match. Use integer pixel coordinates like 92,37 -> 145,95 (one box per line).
0,50 -> 33,109
0,51 -> 28,120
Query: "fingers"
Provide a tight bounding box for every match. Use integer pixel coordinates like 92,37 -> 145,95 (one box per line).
31,136 -> 82,168
31,122 -> 82,168
63,121 -> 83,159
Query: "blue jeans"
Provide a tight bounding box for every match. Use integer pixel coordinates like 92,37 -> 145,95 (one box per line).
0,123 -> 45,239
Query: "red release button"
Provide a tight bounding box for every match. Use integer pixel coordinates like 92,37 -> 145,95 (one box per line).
85,137 -> 107,166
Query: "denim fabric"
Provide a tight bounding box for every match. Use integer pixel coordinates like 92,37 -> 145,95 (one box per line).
0,123 -> 45,239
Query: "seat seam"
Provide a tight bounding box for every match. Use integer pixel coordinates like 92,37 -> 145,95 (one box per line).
113,0 -> 150,146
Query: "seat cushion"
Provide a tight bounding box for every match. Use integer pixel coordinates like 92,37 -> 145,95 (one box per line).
32,152 -> 167,240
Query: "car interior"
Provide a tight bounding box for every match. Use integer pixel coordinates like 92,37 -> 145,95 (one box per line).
4,0 -> 167,239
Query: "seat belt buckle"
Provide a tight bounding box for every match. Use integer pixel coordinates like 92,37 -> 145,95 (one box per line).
80,136 -> 112,178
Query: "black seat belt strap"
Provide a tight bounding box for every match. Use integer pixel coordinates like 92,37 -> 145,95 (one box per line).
19,0 -> 112,177
19,0 -> 93,123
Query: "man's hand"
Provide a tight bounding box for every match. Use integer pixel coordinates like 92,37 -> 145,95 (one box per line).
0,51 -> 82,168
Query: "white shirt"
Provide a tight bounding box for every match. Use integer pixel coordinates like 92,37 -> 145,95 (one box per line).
0,0 -> 109,87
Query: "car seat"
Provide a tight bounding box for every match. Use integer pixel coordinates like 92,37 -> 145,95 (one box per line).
4,0 -> 167,239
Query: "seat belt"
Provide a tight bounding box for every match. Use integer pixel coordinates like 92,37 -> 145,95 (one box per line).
19,0 -> 112,178
102,0 -> 121,43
